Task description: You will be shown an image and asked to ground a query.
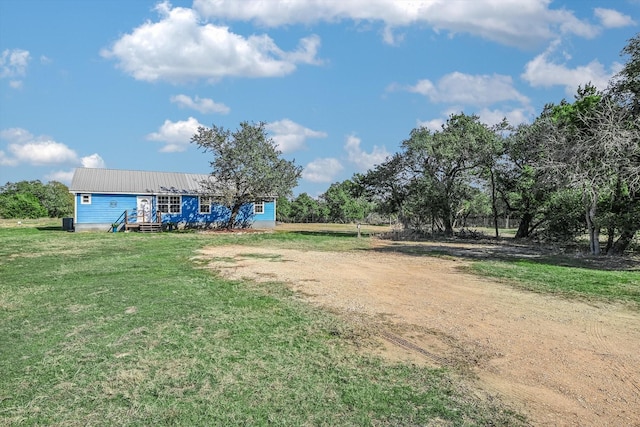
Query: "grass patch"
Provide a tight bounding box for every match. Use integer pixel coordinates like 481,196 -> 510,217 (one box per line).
471,260 -> 640,305
0,225 -> 524,426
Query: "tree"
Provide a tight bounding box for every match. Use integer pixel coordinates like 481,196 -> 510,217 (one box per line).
607,32 -> 640,254
191,121 -> 302,229
0,192 -> 48,218
497,119 -> 557,238
542,86 -> 640,255
359,153 -> 411,227
0,180 -> 73,219
402,113 -> 499,235
290,193 -> 326,223
321,179 -> 371,223
276,196 -> 292,222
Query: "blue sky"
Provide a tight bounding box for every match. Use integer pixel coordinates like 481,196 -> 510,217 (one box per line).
1,0 -> 638,197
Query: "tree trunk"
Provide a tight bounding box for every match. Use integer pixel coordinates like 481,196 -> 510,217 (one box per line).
610,228 -> 637,255
227,203 -> 241,230
605,225 -> 616,254
515,212 -> 532,239
490,170 -> 499,238
585,203 -> 600,255
443,214 -> 453,236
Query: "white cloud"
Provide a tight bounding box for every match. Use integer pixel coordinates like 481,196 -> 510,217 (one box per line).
522,41 -> 616,94
405,72 -> 530,107
419,106 -> 533,133
0,128 -> 78,165
11,140 -> 78,165
1,48 -> 30,89
101,1 -> 321,84
146,117 -> 203,152
0,49 -> 30,78
477,108 -> 532,127
344,134 -> 389,172
266,119 -> 327,153
170,94 -> 230,114
302,158 -> 343,183
81,153 -> 106,168
594,8 -> 636,28
0,128 -> 105,170
45,170 -> 75,184
416,118 -> 444,133
194,0 -> 599,48
0,150 -> 18,166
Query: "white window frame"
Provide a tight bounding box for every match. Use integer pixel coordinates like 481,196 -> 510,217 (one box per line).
199,196 -> 212,214
253,201 -> 265,215
81,194 -> 91,205
158,195 -> 181,213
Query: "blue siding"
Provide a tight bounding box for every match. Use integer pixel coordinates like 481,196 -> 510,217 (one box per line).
76,194 -> 138,224
254,200 -> 275,222
161,195 -> 233,227
75,193 -> 276,229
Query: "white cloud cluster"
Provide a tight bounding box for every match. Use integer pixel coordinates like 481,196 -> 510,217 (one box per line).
302,158 -> 343,183
406,72 -> 530,107
170,94 -> 230,114
521,40 -> 619,95
192,0 -> 616,48
1,48 -> 30,89
594,8 -> 636,29
146,117 -> 204,152
101,1 -> 321,84
266,119 -> 327,153
0,128 -> 105,182
344,134 -> 389,172
401,71 -> 534,129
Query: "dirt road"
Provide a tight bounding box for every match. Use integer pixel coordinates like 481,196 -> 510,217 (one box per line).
197,241 -> 640,426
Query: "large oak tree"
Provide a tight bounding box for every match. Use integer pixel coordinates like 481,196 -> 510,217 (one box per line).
191,121 -> 302,229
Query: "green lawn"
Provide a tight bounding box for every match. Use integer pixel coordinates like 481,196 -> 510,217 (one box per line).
470,260 -> 640,306
0,225 -> 524,426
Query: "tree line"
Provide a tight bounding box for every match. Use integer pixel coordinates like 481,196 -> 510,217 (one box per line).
0,180 -> 74,219
278,34 -> 640,256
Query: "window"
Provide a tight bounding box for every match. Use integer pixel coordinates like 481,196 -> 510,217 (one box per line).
81,194 -> 91,204
158,195 -> 181,213
199,196 -> 212,214
254,201 -> 264,214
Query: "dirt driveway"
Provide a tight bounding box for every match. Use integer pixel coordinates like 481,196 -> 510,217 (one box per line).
197,240 -> 640,427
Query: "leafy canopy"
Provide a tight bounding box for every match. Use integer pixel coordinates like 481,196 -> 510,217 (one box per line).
191,121 -> 302,228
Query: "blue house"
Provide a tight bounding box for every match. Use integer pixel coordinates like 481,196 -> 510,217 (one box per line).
69,168 -> 276,232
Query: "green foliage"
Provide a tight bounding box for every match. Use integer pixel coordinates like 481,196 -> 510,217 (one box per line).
191,121 -> 302,229
321,179 -> 372,223
611,32 -> 640,115
362,113 -> 503,234
289,192 -> 327,222
540,189 -> 585,242
0,180 -> 73,218
497,119 -> 558,238
275,195 -> 292,222
0,192 -> 48,218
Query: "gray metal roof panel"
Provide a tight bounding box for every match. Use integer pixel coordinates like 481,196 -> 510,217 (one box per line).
69,168 -> 212,194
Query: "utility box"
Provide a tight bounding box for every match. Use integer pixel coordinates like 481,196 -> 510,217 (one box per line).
62,217 -> 74,231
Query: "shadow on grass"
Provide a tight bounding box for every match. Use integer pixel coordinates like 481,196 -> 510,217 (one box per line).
287,230 -> 375,239
35,226 -> 66,232
371,239 -> 640,272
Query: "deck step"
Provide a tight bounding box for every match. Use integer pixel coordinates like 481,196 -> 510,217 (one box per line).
139,223 -> 162,233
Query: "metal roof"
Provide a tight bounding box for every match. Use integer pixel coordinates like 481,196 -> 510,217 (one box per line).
69,168 -> 213,195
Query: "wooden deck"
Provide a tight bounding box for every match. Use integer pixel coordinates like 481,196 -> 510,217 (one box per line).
125,222 -> 162,232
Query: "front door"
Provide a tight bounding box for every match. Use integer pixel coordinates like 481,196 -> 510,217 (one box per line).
137,196 -> 152,223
